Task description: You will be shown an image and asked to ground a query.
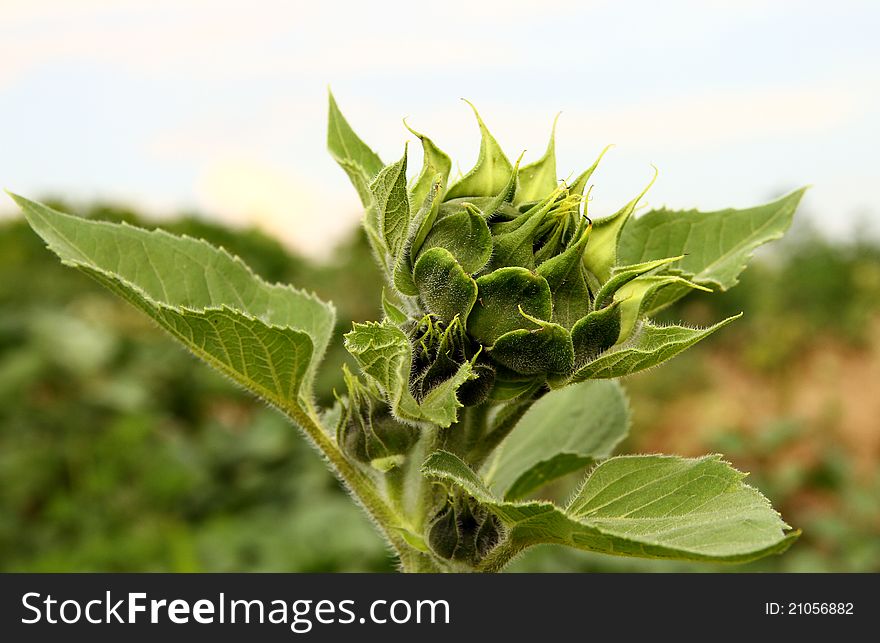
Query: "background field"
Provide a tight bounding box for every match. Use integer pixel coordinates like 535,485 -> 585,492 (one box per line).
2,203 -> 877,572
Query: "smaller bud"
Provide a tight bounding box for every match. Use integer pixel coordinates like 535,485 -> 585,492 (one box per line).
337,366 -> 417,471
427,494 -> 502,565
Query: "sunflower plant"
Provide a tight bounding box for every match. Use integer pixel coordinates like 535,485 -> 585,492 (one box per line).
10,92 -> 804,572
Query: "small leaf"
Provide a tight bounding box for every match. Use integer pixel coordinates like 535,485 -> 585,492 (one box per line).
593,255 -> 684,310
487,380 -> 629,500
583,168 -> 657,283
614,274 -> 711,342
418,205 -> 492,274
381,289 -> 409,324
467,267 -> 552,346
405,121 -> 452,213
344,321 -> 471,427
445,101 -> 513,200
572,315 -> 740,380
423,451 -> 797,563
618,188 -> 807,312
515,114 -> 559,205
13,195 -> 335,407
413,247 -> 478,324
369,149 -> 410,260
327,91 -> 384,206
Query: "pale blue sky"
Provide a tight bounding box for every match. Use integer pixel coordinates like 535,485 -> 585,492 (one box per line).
1,0 -> 878,256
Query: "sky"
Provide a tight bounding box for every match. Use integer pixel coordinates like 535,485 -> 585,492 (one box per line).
1,0 -> 878,257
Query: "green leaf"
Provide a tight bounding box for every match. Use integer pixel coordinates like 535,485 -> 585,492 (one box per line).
344,321 -> 471,427
327,91 -> 384,206
369,150 -> 410,260
515,114 -> 558,204
405,121 -> 452,213
583,168 -> 657,283
572,315 -> 740,380
13,194 -> 335,406
486,380 -> 629,500
445,101 -> 513,200
423,451 -> 797,563
614,274 -> 710,342
593,255 -> 684,310
381,289 -> 409,324
536,220 -> 592,329
618,188 -> 807,312
467,267 -> 552,346
413,247 -> 478,324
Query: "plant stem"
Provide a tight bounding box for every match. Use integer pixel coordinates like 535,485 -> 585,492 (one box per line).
284,403 -> 411,559
467,396 -> 538,467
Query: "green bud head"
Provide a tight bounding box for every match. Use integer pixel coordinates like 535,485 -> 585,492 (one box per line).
332,96 -> 672,402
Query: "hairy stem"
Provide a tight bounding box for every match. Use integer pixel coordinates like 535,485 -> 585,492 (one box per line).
284,403 -> 411,560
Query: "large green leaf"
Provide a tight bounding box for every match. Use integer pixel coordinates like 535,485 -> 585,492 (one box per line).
12,194 -> 335,407
572,315 -> 740,380
485,380 -> 629,500
618,188 -> 806,312
344,321 -> 471,428
327,91 -> 384,206
423,451 -> 797,563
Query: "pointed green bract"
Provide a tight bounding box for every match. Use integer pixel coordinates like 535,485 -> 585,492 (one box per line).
614,274 -> 711,342
369,150 -> 411,260
13,194 -> 334,404
423,451 -> 797,563
594,255 -> 684,310
382,289 -> 409,324
515,114 -> 559,204
583,168 -> 658,283
569,144 -> 613,198
413,247 -> 478,324
406,121 -> 452,213
327,91 -> 384,206
344,321 -> 471,427
393,176 -> 443,296
468,268 -> 553,346
572,315 -> 741,380
618,188 -> 807,312
487,380 -> 629,500
570,303 -> 622,366
445,101 -> 514,200
488,319 -> 574,375
418,205 -> 492,274
536,221 -> 592,329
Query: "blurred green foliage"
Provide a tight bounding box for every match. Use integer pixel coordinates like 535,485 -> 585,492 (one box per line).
1,203 -> 878,572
